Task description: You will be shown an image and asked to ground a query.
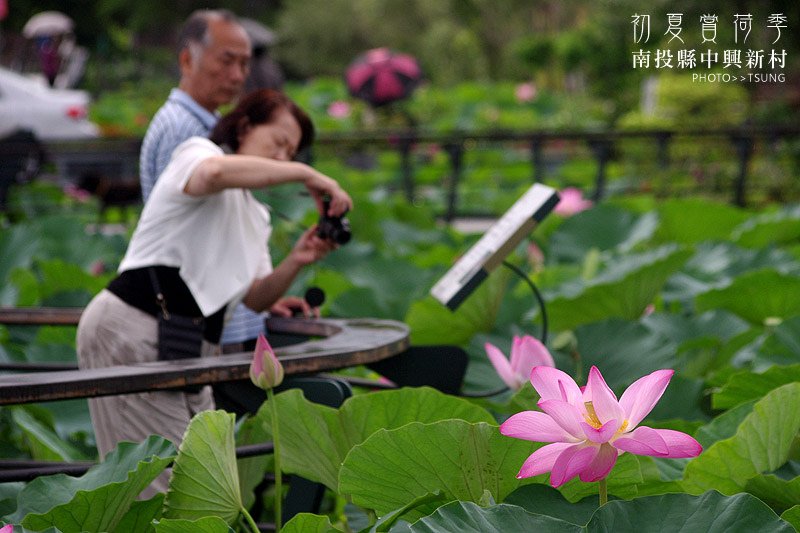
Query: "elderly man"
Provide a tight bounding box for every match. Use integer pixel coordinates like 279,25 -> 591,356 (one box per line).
140,10 -> 309,354
140,9 -> 250,201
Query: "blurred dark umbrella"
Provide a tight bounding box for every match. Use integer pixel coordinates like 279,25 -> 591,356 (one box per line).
345,48 -> 422,107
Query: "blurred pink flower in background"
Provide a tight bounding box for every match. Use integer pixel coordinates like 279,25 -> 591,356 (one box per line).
63,183 -> 91,202
554,187 -> 593,216
327,100 -> 351,119
485,335 -> 555,391
515,82 -> 537,103
500,366 -> 702,487
89,260 -> 105,276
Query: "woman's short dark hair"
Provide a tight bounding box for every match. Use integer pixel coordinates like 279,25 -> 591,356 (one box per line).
209,89 -> 314,156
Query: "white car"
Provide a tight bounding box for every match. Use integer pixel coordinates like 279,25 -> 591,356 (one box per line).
0,66 -> 99,140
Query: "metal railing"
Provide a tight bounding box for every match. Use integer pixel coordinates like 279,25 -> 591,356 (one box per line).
3,126 -> 797,218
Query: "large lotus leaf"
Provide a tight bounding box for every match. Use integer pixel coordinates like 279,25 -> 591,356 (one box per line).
6,436 -> 175,531
545,246 -> 691,332
642,309 -> 750,345
233,408 -> 270,512
163,410 -> 243,525
28,215 -> 127,269
572,319 -> 678,391
282,513 -> 340,533
408,501 -> 580,533
695,269 -> 800,324
651,198 -> 750,244
328,256 -> 436,319
694,401 -> 756,448
406,267 -> 511,346
153,516 -> 235,532
0,482 -> 24,519
548,204 -> 658,262
408,492 -> 793,532
115,494 -> 164,532
745,475 -> 800,514
682,383 -> 800,495
0,223 -> 40,283
250,387 -> 496,492
34,259 -> 107,305
503,483 -> 597,525
751,315 -> 800,369
731,205 -> 800,248
586,490 -> 793,532
712,364 -> 800,410
662,242 -> 800,303
783,506 -> 800,531
339,421 -> 535,519
11,407 -> 87,462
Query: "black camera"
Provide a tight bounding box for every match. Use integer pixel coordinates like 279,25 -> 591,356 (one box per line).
316,198 -> 351,245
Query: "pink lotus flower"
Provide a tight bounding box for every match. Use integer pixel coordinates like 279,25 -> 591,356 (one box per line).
500,366 -> 702,487
515,82 -> 537,103
554,187 -> 593,216
485,335 -> 555,391
249,334 -> 284,390
1,524 -> 12,533
327,100 -> 351,119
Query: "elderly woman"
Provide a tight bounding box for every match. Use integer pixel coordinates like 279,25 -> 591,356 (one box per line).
76,89 -> 352,493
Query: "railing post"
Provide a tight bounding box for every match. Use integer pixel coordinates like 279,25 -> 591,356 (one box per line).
443,141 -> 464,222
654,131 -> 672,168
398,136 -> 415,202
530,136 -> 544,183
588,138 -> 614,201
731,133 -> 754,207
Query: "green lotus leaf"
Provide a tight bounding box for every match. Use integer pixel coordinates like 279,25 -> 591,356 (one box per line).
339,420 -> 534,520
250,387 -> 496,492
7,436 -> 174,532
683,383 -> 800,495
163,410 -> 243,525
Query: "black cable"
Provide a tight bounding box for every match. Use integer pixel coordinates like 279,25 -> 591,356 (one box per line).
461,259 -> 549,398
501,259 -> 548,345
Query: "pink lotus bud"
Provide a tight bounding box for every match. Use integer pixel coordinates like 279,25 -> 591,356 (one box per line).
250,334 -> 284,390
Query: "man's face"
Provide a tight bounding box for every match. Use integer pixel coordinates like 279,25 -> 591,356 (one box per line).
180,18 -> 251,112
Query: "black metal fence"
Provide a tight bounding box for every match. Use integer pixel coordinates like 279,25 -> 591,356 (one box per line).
3,127 -> 799,219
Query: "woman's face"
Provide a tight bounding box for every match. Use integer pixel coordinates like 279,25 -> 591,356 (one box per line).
237,108 -> 302,161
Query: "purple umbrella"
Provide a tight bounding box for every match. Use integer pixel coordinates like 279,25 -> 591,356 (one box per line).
345,48 -> 422,107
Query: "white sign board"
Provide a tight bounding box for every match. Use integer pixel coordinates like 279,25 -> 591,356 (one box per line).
430,183 -> 560,310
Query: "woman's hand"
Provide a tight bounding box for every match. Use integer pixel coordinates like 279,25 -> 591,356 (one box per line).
269,296 -> 319,318
287,225 -> 338,267
304,168 -> 353,217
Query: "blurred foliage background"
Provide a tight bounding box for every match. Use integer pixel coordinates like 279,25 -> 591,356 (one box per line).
1,0 -> 799,134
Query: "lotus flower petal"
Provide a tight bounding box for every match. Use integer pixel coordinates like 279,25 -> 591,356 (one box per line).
517,442 -> 575,478
579,443 -> 619,482
511,335 -> 555,375
485,342 -> 520,390
550,444 -> 598,487
538,399 -> 585,439
531,366 -> 583,405
613,425 -> 669,456
586,366 -> 625,424
655,428 -> 704,458
500,410 -> 579,443
580,419 -> 621,444
619,369 -> 674,428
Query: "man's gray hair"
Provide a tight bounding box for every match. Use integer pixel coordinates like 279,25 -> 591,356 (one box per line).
177,9 -> 240,61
